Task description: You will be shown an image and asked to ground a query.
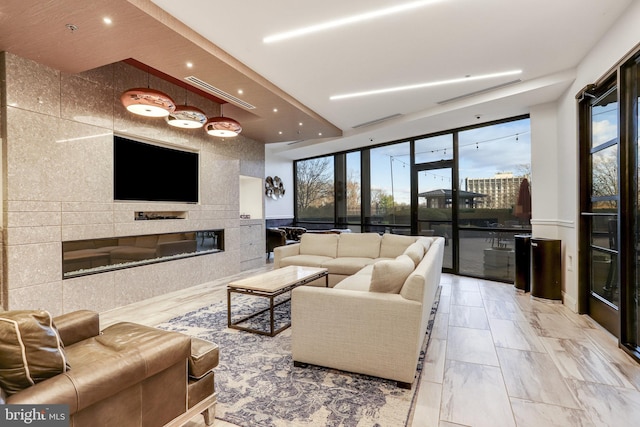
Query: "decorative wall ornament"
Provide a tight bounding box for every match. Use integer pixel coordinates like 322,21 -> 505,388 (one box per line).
265,176 -> 285,200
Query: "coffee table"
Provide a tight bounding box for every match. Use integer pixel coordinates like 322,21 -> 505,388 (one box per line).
227,266 -> 328,336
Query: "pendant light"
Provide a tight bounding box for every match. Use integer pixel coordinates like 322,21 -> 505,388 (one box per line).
205,104 -> 242,137
165,89 -> 208,129
120,88 -> 176,118
166,105 -> 208,128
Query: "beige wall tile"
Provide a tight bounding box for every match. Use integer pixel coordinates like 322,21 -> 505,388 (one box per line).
61,71 -> 114,129
7,211 -> 61,228
62,224 -> 116,241
63,272 -> 116,313
62,211 -> 114,226
9,281 -> 63,316
6,109 -> 113,202
7,201 -> 62,212
6,226 -> 61,245
7,242 -> 61,289
5,53 -> 60,116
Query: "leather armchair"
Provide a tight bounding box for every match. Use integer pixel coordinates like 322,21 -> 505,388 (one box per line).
266,227 -> 287,258
4,310 -> 218,427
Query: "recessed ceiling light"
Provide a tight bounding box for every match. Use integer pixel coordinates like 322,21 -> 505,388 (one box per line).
318,133 -> 323,136
278,131 -> 283,135
299,122 -> 303,126
238,89 -> 243,95
103,17 -> 112,25
273,108 -> 278,113
186,62 -> 193,68
330,70 -> 523,100
263,0 -> 447,43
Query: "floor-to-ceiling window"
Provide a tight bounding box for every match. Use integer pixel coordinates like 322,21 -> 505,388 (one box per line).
368,142 -> 411,234
457,119 -> 531,280
294,115 -> 531,280
345,151 -> 362,232
295,155 -> 335,229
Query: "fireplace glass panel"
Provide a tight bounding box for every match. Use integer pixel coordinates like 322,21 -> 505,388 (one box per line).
62,229 -> 224,278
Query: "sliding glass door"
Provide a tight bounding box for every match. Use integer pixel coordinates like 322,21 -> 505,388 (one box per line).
416,161 -> 454,270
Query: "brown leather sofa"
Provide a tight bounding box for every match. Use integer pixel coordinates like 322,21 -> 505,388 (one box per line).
2,310 -> 218,427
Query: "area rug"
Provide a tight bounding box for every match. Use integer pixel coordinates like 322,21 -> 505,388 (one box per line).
157,288 -> 441,427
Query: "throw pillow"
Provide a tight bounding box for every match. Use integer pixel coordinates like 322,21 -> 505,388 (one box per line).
403,242 -> 425,266
0,310 -> 70,395
379,233 -> 417,258
417,237 -> 432,252
369,255 -> 415,294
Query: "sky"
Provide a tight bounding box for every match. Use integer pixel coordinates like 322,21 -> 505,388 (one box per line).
359,117 -> 532,204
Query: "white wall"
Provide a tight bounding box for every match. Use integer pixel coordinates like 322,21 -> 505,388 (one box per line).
264,148 -> 295,220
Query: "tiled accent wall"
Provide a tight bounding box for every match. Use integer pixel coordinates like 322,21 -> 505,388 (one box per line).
0,52 -> 265,315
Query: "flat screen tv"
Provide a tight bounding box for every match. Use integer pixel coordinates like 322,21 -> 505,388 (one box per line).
114,136 -> 199,203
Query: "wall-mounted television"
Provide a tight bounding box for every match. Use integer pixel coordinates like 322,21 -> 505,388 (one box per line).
114,136 -> 199,203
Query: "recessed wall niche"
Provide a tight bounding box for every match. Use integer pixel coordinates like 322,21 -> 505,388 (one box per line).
240,175 -> 263,219
62,230 -> 224,279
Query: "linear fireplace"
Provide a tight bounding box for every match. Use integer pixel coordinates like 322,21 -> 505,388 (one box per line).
62,229 -> 224,279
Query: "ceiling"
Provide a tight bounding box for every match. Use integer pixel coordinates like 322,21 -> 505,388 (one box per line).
0,0 -> 634,159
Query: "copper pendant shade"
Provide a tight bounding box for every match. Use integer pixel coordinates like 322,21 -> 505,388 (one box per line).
120,88 -> 176,117
166,105 -> 208,129
121,84 -> 243,136
205,116 -> 242,137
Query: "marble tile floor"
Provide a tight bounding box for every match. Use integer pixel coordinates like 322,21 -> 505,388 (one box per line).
100,269 -> 640,427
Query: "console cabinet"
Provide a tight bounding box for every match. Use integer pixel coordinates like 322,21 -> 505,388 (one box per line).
240,220 -> 265,271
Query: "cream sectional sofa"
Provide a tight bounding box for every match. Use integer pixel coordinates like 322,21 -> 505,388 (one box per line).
274,232 -> 445,388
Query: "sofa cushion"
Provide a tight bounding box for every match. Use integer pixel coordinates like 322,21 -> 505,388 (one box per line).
299,233 -> 339,258
279,254 -> 334,268
356,264 -> 375,275
0,310 -> 70,395
321,257 -> 376,276
188,338 -> 219,379
403,242 -> 425,266
333,274 -> 372,292
369,255 -> 415,294
379,233 -> 418,258
416,237 -> 433,252
337,233 -> 381,258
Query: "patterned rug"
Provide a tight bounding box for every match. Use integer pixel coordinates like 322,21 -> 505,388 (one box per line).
157,288 -> 441,427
